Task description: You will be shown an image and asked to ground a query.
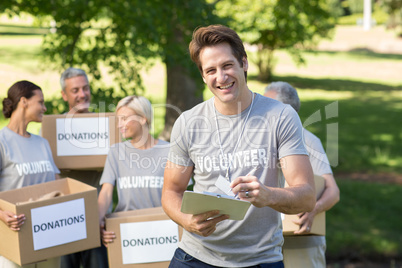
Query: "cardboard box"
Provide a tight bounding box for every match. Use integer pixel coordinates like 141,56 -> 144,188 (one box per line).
41,113 -> 120,169
282,175 -> 326,236
0,178 -> 100,266
105,207 -> 182,268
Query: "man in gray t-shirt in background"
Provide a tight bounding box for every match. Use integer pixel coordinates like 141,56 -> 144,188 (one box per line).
58,67 -> 108,268
162,25 -> 316,268
265,81 -> 340,268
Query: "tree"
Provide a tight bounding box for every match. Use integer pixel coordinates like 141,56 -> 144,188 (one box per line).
1,0 -> 225,140
215,0 -> 336,81
381,0 -> 402,35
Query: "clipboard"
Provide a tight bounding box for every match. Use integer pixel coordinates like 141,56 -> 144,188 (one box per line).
181,191 -> 251,220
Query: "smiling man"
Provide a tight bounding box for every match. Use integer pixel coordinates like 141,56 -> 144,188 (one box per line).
61,68 -> 91,114
58,67 -> 109,268
162,25 -> 316,268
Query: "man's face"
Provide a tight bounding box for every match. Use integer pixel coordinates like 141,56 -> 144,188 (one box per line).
61,75 -> 91,113
200,42 -> 249,113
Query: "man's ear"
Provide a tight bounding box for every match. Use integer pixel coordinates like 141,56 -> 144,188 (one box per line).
242,57 -> 248,71
61,90 -> 68,102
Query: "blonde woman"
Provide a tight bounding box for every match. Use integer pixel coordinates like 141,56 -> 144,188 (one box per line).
97,95 -> 169,246
0,81 -> 60,268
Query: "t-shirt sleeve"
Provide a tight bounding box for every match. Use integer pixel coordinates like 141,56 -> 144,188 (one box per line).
277,105 -> 308,159
304,130 -> 333,175
168,114 -> 194,167
100,147 -> 118,186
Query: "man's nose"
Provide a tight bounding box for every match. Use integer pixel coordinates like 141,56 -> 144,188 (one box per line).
78,88 -> 86,98
216,69 -> 227,84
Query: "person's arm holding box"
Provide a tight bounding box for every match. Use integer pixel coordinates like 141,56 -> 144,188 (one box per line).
0,210 -> 25,231
97,182 -> 116,246
293,173 -> 339,234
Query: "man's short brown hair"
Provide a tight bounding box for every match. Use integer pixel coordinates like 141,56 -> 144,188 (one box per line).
189,25 -> 247,75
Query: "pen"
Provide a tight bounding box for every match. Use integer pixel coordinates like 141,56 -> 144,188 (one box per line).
246,166 -> 259,177
234,166 -> 259,199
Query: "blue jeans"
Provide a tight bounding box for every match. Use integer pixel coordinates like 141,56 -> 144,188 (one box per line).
169,248 -> 284,268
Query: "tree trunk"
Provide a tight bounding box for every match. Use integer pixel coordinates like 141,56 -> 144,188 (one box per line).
256,45 -> 275,82
159,62 -> 203,141
158,26 -> 203,141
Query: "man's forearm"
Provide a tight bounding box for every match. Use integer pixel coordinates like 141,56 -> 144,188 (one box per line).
162,189 -> 186,227
267,185 -> 316,214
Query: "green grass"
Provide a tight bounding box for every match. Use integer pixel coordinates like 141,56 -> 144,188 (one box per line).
274,76 -> 402,174
337,11 -> 389,26
327,179 -> 402,261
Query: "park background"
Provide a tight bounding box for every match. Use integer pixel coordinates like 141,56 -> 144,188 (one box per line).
0,0 -> 401,267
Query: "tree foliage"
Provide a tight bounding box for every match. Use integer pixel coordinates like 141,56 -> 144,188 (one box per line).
215,0 -> 336,81
1,0 -> 225,139
380,0 -> 402,34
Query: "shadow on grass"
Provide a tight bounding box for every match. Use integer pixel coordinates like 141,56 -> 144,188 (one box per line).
249,74 -> 402,92
326,180 -> 402,262
305,48 -> 402,61
0,25 -> 49,35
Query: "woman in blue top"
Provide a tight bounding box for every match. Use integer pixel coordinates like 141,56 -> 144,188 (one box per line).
0,80 -> 60,268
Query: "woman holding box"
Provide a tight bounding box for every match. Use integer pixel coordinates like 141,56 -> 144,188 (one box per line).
0,80 -> 60,268
97,95 -> 169,246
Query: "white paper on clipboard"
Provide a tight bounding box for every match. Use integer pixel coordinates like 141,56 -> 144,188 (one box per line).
181,191 -> 251,220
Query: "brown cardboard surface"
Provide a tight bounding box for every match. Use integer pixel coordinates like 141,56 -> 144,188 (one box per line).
282,175 -> 326,236
41,113 -> 120,169
0,178 -> 100,266
105,207 -> 182,268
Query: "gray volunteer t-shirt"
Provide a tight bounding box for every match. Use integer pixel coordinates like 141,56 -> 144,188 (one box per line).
168,93 -> 307,267
0,127 -> 60,191
100,139 -> 169,212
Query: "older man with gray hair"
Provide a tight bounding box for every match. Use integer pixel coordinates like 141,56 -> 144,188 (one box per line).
265,81 -> 340,268
59,67 -> 109,268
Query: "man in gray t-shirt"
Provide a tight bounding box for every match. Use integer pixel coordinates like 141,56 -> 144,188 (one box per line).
162,25 -> 315,268
265,81 -> 340,268
58,67 -> 108,268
